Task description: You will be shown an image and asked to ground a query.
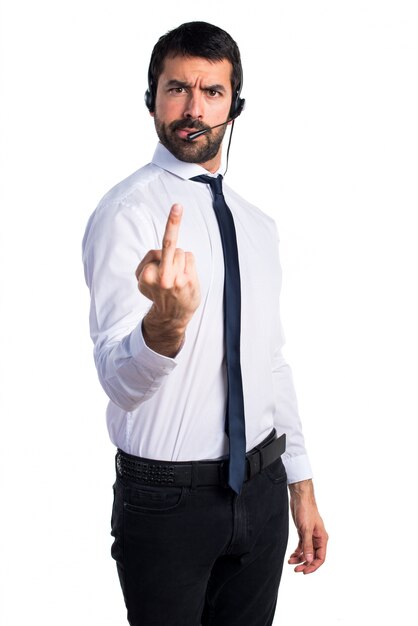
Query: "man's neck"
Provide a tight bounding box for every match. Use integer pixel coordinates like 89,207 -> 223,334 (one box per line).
197,153 -> 222,174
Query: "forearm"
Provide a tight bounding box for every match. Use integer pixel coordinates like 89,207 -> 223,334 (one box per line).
142,306 -> 186,358
289,478 -> 316,504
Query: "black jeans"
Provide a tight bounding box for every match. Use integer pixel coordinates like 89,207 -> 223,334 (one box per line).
111,452 -> 289,626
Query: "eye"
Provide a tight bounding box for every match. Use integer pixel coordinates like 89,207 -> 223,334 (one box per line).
168,87 -> 187,95
206,89 -> 220,97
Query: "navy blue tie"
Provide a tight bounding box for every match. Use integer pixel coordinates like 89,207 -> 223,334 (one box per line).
191,174 -> 246,493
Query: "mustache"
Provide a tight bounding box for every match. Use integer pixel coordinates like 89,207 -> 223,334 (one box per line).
169,119 -> 211,133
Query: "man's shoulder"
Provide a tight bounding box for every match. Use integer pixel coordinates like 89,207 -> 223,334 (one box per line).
82,162 -> 164,256
97,162 -> 161,210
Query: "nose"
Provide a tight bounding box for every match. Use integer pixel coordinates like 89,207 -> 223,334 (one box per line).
183,90 -> 204,120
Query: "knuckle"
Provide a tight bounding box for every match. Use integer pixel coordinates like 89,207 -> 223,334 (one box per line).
140,263 -> 157,284
160,277 -> 172,290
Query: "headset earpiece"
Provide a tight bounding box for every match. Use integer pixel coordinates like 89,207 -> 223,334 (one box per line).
230,93 -> 245,120
145,72 -> 155,112
229,71 -> 245,120
144,89 -> 154,112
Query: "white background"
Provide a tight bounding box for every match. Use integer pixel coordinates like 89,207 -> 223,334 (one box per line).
0,1 -> 417,624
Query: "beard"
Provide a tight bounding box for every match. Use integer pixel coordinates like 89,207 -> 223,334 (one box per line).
154,115 -> 227,164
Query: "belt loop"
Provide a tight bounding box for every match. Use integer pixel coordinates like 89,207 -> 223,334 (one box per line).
219,461 -> 227,488
258,448 -> 264,473
191,462 -> 198,490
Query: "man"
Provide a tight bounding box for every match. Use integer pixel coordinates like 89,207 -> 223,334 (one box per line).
83,21 -> 328,626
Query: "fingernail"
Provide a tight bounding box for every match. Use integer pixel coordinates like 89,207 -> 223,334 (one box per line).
172,204 -> 182,214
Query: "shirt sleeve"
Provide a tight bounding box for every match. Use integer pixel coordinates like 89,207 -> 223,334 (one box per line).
271,233 -> 313,484
272,351 -> 313,483
82,196 -> 178,411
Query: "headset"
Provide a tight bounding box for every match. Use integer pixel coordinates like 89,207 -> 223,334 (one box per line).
144,63 -> 245,121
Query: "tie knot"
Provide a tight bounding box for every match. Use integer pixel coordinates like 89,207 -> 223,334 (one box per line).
191,174 -> 223,196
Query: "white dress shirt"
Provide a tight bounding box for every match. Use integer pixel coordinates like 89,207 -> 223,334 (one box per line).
82,143 -> 312,484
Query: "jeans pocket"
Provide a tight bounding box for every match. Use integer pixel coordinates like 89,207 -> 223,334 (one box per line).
264,458 -> 287,485
123,483 -> 186,513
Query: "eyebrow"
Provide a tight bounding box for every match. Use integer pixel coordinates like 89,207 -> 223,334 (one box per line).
164,79 -> 227,94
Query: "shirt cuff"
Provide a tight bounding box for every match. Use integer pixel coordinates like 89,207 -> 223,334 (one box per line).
282,453 -> 313,485
130,321 -> 179,374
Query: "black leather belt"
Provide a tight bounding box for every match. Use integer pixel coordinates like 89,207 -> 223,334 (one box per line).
116,431 -> 286,488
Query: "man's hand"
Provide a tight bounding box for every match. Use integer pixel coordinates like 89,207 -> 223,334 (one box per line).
288,479 -> 328,574
135,204 -> 201,357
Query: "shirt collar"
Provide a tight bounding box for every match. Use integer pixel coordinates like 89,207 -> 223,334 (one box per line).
151,142 -> 224,180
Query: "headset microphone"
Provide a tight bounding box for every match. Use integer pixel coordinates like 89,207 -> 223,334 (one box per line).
186,120 -> 232,142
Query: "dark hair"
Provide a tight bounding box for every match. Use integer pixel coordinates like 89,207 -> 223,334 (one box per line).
145,21 -> 243,112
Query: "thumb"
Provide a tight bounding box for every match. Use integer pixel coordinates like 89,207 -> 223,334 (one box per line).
302,531 -> 314,564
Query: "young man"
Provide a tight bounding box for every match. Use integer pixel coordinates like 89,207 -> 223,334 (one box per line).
83,21 -> 328,626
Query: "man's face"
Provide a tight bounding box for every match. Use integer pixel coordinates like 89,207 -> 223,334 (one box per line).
152,55 -> 234,172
